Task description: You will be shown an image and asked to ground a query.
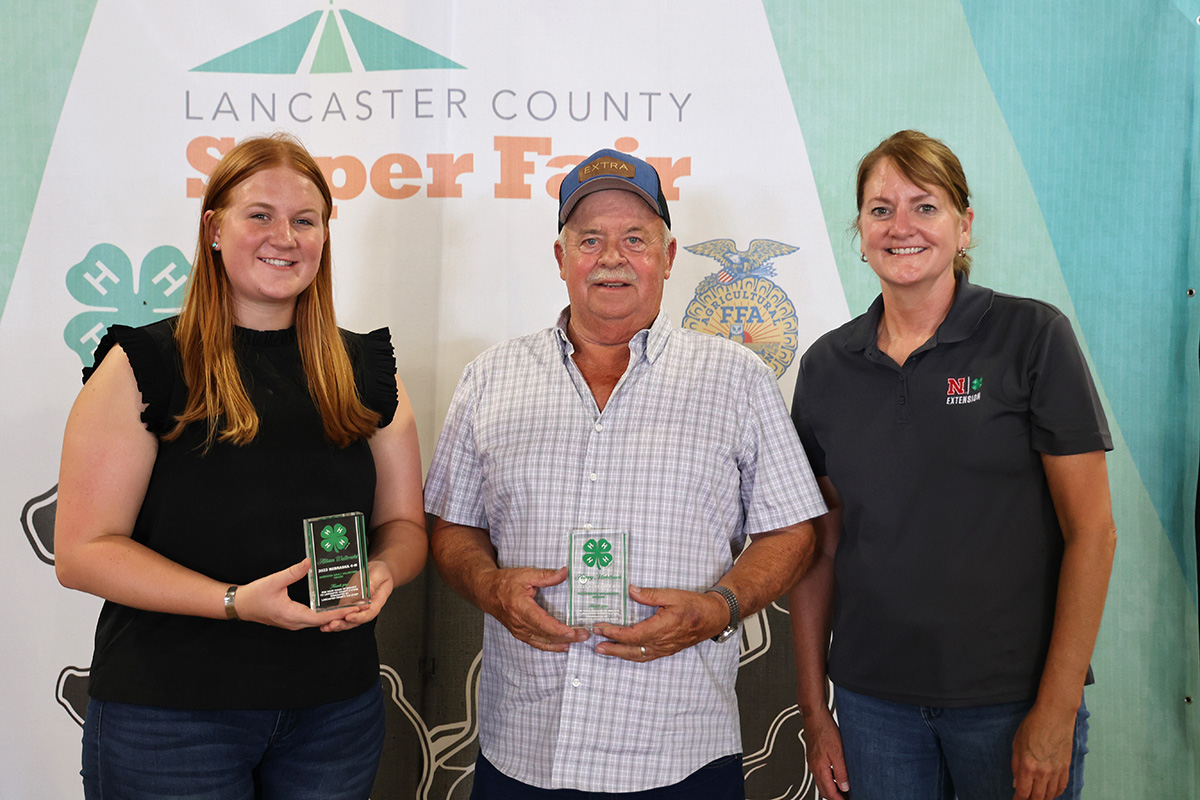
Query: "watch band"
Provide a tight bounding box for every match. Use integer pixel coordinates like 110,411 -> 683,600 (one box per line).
707,584 -> 739,642
223,585 -> 239,620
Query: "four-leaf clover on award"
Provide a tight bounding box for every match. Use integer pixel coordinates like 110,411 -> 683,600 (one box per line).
323,523 -> 351,552
302,512 -> 370,611
567,529 -> 629,628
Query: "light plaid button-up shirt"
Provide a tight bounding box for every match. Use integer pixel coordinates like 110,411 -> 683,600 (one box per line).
425,310 -> 825,792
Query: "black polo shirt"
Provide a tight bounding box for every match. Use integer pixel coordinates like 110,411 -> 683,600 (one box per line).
792,276 -> 1111,706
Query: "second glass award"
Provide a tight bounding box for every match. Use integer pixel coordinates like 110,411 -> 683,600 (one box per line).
566,528 -> 629,628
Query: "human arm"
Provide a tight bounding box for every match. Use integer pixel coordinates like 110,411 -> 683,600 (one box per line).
591,518 -> 815,660
424,350 -> 590,652
1010,450 -> 1115,800
593,353 -> 821,660
321,376 -> 429,633
55,344 -> 349,629
429,516 -> 589,651
787,477 -> 850,799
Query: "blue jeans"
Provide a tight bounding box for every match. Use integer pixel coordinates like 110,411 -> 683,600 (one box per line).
81,682 -> 385,799
834,685 -> 1089,800
470,751 -> 745,799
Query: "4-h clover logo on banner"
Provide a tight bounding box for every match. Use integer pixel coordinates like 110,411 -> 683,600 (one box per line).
582,537 -> 612,569
321,523 -> 351,552
63,243 -> 192,364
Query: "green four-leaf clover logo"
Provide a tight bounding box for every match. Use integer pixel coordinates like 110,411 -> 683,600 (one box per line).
970,377 -> 983,392
320,523 -> 350,552
582,537 -> 612,569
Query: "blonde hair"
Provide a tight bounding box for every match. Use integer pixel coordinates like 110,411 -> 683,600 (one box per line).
856,130 -> 973,276
167,133 -> 380,449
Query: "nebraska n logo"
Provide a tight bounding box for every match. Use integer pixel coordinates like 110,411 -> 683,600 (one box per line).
946,375 -> 984,405
192,6 -> 464,74
947,376 -> 984,395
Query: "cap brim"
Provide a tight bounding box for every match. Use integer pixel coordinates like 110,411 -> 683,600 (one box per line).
558,178 -> 661,228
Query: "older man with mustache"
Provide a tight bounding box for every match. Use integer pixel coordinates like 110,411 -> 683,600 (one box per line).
424,148 -> 826,799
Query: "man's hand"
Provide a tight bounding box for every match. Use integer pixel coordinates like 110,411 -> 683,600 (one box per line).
479,565 -> 589,652
431,519 -> 586,650
591,585 -> 728,661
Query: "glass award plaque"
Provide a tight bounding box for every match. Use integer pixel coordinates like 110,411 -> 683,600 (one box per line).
303,512 -> 370,612
566,528 -> 628,628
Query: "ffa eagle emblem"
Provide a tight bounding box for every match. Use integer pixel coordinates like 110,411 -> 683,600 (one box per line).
681,239 -> 800,378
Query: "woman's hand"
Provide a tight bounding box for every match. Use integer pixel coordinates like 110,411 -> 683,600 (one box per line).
233,558 -> 358,631
318,559 -> 397,633
801,705 -> 851,800
1010,702 -> 1075,800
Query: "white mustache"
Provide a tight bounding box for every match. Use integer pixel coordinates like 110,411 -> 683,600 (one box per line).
587,267 -> 637,285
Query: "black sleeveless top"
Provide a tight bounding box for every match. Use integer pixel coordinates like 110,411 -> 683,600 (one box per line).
82,318 -> 397,709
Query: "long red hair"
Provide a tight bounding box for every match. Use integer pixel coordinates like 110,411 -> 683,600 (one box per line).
166,133 -> 379,448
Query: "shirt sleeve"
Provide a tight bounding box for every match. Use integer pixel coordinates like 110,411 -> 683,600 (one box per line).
1027,313 -> 1113,455
789,351 -> 828,478
424,361 -> 489,529
83,323 -> 175,436
739,360 -> 827,535
346,327 -> 399,428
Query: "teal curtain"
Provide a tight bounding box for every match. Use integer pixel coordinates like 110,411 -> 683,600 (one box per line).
763,0 -> 1200,795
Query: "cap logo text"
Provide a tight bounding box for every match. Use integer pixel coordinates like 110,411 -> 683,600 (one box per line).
579,157 -> 635,182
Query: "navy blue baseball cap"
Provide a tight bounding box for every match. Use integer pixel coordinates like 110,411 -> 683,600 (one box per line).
557,149 -> 671,231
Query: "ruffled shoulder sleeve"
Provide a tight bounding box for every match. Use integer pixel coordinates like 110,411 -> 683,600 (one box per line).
82,318 -> 181,435
344,327 -> 398,428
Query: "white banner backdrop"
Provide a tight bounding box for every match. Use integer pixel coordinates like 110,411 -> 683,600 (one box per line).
3,2 -> 846,797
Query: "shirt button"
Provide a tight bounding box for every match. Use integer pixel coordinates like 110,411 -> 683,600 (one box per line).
594,423 -> 603,432
571,678 -> 581,688
589,473 -> 598,482
899,396 -> 906,404
583,523 -> 593,530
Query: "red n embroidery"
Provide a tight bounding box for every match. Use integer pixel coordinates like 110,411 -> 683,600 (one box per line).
947,377 -> 967,395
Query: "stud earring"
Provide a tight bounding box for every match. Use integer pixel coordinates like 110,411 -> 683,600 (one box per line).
957,247 -> 966,258
211,242 -> 219,250
859,252 -> 868,263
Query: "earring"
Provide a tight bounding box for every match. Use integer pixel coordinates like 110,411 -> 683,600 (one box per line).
859,252 -> 868,263
211,242 -> 219,250
957,247 -> 966,258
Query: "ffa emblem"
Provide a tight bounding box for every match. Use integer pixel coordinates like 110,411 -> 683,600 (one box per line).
681,239 -> 800,378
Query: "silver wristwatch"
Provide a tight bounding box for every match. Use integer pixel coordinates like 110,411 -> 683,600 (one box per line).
707,585 -> 739,643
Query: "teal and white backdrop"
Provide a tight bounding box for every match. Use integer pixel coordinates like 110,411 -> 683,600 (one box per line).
2,1 -> 1196,797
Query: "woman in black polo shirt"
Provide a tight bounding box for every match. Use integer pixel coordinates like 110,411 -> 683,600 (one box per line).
789,130 -> 1115,800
